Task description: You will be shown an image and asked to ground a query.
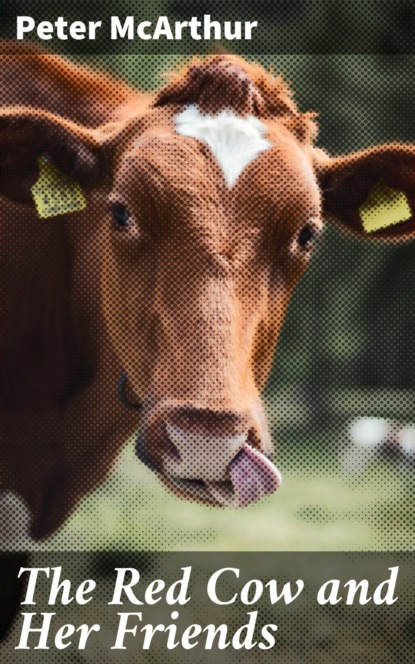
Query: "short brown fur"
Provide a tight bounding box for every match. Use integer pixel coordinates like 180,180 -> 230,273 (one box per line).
1,48 -> 415,550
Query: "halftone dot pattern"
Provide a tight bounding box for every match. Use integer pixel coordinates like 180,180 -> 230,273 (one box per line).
0,552 -> 414,661
0,35 -> 415,662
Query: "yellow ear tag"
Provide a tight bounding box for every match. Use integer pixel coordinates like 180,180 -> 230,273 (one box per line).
31,157 -> 86,219
359,182 -> 411,233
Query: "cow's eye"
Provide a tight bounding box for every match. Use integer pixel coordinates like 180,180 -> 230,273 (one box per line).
298,224 -> 318,249
111,203 -> 130,229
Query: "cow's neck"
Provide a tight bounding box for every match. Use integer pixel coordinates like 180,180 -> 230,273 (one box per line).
0,208 -> 93,412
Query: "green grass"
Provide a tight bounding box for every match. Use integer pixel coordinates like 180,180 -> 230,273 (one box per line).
41,389 -> 415,552
5,393 -> 415,662
41,434 -> 414,552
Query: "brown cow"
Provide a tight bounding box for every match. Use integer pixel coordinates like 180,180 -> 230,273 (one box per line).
1,52 -> 414,635
0,44 -> 151,542
0,44 -> 150,638
0,41 -> 152,124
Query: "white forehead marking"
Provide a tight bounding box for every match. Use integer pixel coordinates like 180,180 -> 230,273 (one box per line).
174,104 -> 272,187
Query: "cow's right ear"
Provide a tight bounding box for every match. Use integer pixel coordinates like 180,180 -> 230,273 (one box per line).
317,143 -> 415,240
0,108 -> 107,205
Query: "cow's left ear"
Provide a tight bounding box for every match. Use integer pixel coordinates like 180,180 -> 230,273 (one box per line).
317,144 -> 415,239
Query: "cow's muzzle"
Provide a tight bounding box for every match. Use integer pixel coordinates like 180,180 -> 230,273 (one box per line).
135,405 -> 281,508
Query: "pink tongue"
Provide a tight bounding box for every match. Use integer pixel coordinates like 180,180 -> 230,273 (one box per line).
227,443 -> 281,507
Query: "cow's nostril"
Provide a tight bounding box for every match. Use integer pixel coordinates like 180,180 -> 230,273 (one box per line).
164,420 -> 248,482
171,406 -> 248,438
164,425 -> 281,508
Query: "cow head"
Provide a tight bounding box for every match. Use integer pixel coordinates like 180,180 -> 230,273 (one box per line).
99,58 -> 324,508
1,56 -> 415,513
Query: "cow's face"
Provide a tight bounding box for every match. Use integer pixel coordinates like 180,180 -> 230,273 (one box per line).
100,106 -> 322,507
2,60 -> 415,513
